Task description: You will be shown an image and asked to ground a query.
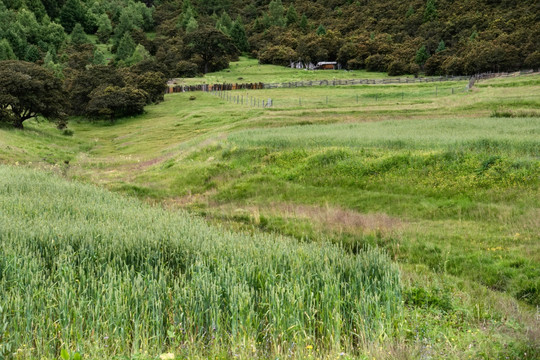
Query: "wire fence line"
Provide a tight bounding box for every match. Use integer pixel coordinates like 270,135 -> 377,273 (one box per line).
166,75 -> 470,94
210,83 -> 472,110
166,69 -> 539,94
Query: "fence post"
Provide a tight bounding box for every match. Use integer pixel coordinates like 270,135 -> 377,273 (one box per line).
356,94 -> 359,104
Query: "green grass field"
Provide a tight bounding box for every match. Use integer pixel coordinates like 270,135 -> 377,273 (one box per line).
175,57 -> 400,85
0,62 -> 539,359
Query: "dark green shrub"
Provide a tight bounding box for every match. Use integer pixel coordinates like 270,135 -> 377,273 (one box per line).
86,85 -> 147,120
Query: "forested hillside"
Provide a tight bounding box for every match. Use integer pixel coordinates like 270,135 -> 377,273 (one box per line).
1,0 -> 539,78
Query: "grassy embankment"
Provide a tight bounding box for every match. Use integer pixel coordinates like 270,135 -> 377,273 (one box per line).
0,63 -> 539,359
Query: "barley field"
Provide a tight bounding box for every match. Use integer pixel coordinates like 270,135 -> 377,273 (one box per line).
0,166 -> 401,359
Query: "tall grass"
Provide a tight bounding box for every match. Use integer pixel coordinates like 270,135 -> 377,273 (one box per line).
0,166 -> 402,359
227,117 -> 540,157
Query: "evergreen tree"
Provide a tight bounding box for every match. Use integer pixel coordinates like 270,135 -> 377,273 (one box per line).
230,18 -> 248,52
5,29 -> 28,59
216,11 -> 232,34
59,0 -> 86,32
116,32 -> 136,61
70,23 -> 88,46
40,0 -> 62,19
24,43 -> 40,62
0,38 -> 16,60
179,0 -> 197,30
43,49 -> 64,77
43,49 -> 54,64
16,8 -> 41,45
96,13 -> 112,43
423,0 -> 437,23
286,4 -> 298,26
179,6 -> 196,30
185,16 -> 198,33
128,43 -> 150,65
406,5 -> 414,18
131,1 -> 154,31
316,24 -> 326,36
415,45 -> 429,67
261,13 -> 270,29
113,12 -> 134,45
43,21 -> 66,52
268,0 -> 285,27
252,18 -> 263,33
182,0 -> 194,14
436,40 -> 445,53
299,14 -> 308,33
92,47 -> 105,65
3,0 -> 22,10
24,0 -> 46,21
469,29 -> 478,42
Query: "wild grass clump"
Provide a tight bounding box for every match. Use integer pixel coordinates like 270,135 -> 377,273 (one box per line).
0,165 -> 402,359
490,108 -> 540,118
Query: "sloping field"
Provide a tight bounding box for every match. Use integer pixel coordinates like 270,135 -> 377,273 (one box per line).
0,71 -> 539,359
0,166 -> 401,359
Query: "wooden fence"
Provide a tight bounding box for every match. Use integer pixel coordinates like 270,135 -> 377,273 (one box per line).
166,70 -> 538,94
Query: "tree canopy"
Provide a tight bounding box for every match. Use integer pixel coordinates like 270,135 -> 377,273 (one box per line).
185,26 -> 238,74
0,60 -> 66,129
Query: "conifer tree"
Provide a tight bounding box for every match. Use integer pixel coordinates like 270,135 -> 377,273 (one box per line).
113,12 -> 134,45
59,0 -> 86,32
299,14 -> 308,33
415,45 -> 429,68
24,44 -> 40,62
25,0 -> 46,21
436,40 -> 445,53
43,21 -> 66,52
185,16 -> 198,33
0,39 -> 16,60
128,43 -> 150,65
4,29 -> 27,59
423,0 -> 437,22
316,24 -> 326,36
93,47 -> 105,65
286,4 -> 298,26
216,11 -> 232,34
230,18 -> 248,52
96,13 -> 112,43
116,32 -> 136,61
268,0 -> 285,27
70,23 -> 88,46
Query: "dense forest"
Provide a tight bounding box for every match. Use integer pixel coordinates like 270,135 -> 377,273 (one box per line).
1,0 -> 539,124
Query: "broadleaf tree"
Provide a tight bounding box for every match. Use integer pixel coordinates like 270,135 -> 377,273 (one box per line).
0,60 -> 67,129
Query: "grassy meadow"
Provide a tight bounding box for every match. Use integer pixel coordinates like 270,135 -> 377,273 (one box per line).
0,62 -> 539,359
174,57 -> 398,85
